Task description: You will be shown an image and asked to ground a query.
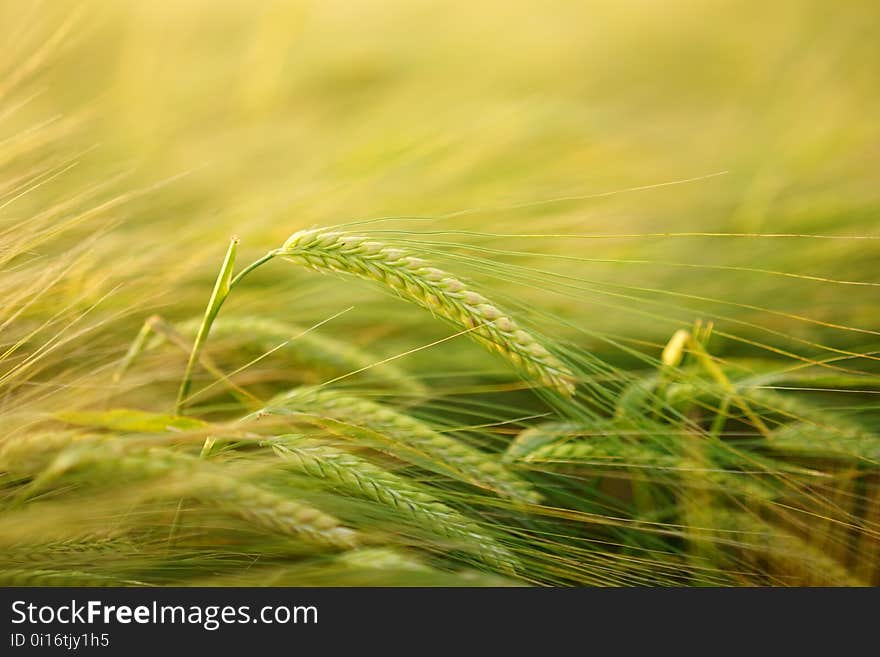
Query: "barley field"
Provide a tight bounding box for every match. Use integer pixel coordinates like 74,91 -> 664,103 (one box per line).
1,0 -> 879,586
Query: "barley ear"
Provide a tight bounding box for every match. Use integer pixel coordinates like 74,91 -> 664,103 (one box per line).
254,386 -> 541,504
268,436 -> 520,572
278,228 -> 577,397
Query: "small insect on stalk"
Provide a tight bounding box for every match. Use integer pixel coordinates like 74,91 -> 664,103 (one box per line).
659,322 -> 770,437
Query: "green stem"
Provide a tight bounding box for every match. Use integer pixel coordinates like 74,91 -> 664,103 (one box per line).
229,250 -> 278,291
175,241 -> 278,414
688,337 -> 771,438
150,315 -> 262,409
708,395 -> 731,440
113,318 -> 156,384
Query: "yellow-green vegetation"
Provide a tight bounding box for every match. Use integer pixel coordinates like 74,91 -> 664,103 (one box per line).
1,0 -> 878,586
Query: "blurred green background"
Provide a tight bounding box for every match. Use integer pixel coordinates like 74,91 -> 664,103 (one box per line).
2,0 -> 880,588
2,0 -> 879,406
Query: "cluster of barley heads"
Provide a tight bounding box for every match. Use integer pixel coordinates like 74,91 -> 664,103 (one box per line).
2,228 -> 878,587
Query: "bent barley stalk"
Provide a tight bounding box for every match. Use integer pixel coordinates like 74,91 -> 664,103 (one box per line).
253,386 -> 541,504
277,229 -> 576,397
268,435 -> 519,572
116,315 -> 261,409
156,315 -> 425,394
32,441 -> 359,549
